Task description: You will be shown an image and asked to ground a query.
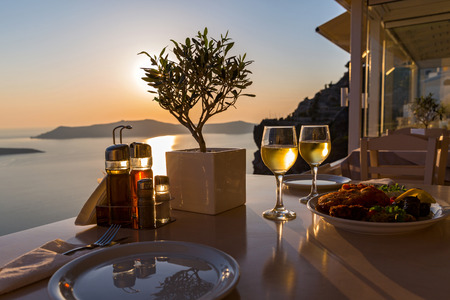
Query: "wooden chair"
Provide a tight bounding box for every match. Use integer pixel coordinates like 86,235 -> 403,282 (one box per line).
387,128 -> 449,184
386,127 -> 414,135
387,127 -> 448,138
360,134 -> 441,185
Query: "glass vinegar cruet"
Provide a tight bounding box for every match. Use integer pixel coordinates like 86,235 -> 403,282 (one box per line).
129,142 -> 153,207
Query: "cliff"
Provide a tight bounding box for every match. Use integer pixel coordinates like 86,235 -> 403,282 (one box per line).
253,67 -> 349,174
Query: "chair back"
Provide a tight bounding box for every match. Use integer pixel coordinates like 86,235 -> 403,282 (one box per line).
388,127 -> 448,138
386,127 -> 414,135
360,134 -> 440,184
387,127 -> 449,184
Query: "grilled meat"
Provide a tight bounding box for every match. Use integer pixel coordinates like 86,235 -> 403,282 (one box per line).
317,184 -> 390,220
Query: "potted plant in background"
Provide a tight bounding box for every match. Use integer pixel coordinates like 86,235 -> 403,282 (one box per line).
139,28 -> 254,214
411,93 -> 446,129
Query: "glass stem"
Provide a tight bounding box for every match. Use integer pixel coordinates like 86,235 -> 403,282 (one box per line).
311,165 -> 318,196
275,174 -> 285,209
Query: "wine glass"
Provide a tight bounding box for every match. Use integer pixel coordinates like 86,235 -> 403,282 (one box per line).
298,125 -> 331,204
261,126 -> 298,221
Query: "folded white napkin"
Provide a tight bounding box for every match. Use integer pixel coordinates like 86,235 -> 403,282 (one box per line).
359,178 -> 395,186
75,177 -> 107,225
0,239 -> 83,295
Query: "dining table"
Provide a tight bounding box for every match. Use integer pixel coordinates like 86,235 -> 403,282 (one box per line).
1,174 -> 449,300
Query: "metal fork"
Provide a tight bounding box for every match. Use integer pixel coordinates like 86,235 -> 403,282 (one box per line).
62,224 -> 121,255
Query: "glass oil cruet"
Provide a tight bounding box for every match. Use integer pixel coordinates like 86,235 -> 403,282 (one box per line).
105,125 -> 133,208
129,142 -> 153,208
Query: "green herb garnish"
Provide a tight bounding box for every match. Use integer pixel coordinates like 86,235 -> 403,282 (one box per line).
378,183 -> 407,193
368,205 -> 409,222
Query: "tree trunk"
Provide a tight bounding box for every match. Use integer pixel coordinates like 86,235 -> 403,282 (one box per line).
190,129 -> 207,152
196,132 -> 207,152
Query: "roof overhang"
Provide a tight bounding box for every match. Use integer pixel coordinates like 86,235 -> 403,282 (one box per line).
317,0 -> 450,66
316,11 -> 352,53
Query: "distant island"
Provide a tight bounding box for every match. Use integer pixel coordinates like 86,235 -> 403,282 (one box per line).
0,148 -> 44,156
32,119 -> 255,139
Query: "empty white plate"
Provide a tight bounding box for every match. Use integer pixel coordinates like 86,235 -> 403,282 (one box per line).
284,174 -> 351,190
48,241 -> 239,300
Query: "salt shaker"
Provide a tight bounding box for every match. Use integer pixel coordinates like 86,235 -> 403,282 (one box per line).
154,175 -> 171,225
136,178 -> 155,229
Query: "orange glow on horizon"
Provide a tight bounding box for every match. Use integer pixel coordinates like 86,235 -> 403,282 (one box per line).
143,135 -> 176,175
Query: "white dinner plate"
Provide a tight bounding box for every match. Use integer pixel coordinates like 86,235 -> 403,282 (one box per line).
284,174 -> 351,190
48,241 -> 239,300
307,195 -> 450,235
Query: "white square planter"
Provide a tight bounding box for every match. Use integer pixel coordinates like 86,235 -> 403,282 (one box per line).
166,148 -> 246,215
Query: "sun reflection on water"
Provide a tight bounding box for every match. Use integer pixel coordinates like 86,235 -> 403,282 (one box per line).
143,135 -> 176,176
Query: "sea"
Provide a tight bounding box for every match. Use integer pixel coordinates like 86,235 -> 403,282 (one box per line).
0,128 -> 258,236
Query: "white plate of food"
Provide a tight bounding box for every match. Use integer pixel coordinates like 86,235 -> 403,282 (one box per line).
48,241 -> 239,300
284,174 -> 351,190
306,185 -> 450,235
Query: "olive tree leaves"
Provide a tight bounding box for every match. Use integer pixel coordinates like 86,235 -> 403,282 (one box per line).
139,28 -> 254,152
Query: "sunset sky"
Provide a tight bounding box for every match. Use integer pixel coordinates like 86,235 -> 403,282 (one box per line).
0,0 -> 348,129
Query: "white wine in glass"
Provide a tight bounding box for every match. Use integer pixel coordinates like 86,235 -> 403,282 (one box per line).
298,125 -> 331,204
261,126 -> 298,221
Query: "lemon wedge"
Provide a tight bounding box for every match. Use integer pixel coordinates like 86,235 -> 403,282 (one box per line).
395,188 -> 436,203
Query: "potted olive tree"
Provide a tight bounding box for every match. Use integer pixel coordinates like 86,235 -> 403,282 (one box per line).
139,28 -> 254,214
